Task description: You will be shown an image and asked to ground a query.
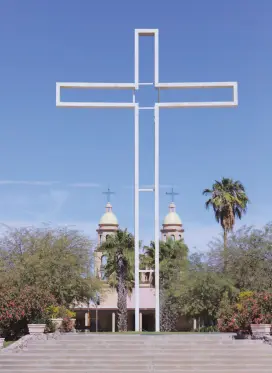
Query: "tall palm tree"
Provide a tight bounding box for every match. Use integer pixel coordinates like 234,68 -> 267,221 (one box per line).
99,229 -> 134,332
203,177 -> 249,254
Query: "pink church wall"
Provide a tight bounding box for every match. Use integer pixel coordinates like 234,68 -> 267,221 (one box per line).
89,287 -> 155,310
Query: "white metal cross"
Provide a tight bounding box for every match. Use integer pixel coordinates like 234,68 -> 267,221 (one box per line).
56,29 -> 238,332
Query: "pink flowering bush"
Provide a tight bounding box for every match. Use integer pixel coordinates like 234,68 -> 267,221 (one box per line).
60,317 -> 74,332
0,285 -> 55,339
218,292 -> 272,333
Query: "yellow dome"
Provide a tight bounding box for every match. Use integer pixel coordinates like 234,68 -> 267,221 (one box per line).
99,203 -> 118,225
163,202 -> 182,225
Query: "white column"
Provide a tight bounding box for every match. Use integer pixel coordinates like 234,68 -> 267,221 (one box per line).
139,312 -> 143,332
85,312 -> 89,327
134,105 -> 140,331
193,318 -> 197,330
154,105 -> 160,332
112,312 -> 116,332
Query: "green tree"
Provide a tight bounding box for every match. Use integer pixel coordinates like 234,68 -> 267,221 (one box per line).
99,229 -> 134,332
143,238 -> 188,331
203,178 -> 249,255
178,268 -> 237,325
208,224 -> 272,291
0,225 -> 100,306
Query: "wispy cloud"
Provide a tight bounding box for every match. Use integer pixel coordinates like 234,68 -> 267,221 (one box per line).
0,180 -> 101,188
0,180 -> 59,186
124,184 -> 175,190
68,183 -> 100,188
0,220 -> 98,241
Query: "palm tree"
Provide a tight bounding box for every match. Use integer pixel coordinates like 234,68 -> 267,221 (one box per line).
99,229 -> 134,332
203,177 -> 249,254
142,238 -> 188,285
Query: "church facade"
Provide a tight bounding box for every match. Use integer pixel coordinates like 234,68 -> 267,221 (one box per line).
74,199 -> 192,332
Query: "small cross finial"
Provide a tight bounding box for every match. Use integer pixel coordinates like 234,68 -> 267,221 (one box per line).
166,187 -> 179,203
103,187 -> 115,203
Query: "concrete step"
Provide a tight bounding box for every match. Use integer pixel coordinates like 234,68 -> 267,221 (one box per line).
1,369 -> 272,373
2,352 -> 272,359
23,345 -> 270,351
1,333 -> 271,373
0,357 -> 272,367
24,338 -> 265,345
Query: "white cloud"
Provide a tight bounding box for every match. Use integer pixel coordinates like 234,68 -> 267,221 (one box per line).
0,180 -> 59,186
124,184 -> 175,190
68,183 -> 100,188
0,220 -> 98,242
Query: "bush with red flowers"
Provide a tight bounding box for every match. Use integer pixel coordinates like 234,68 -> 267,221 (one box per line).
218,291 -> 272,333
0,285 -> 55,339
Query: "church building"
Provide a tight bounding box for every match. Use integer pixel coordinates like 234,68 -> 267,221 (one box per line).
74,194 -> 191,332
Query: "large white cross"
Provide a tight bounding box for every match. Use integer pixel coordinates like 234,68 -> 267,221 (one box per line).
56,29 -> 238,332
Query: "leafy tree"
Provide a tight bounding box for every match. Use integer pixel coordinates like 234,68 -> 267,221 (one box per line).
208,224 -> 272,291
0,225 -> 100,306
99,229 -> 134,332
178,269 -> 237,324
203,178 -> 249,261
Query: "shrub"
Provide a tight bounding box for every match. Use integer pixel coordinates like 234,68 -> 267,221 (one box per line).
0,285 -> 55,339
217,291 -> 272,333
45,319 -> 57,334
46,305 -> 76,319
60,317 -> 73,332
239,291 -> 254,301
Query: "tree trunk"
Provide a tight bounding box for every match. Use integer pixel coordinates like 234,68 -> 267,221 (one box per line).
223,229 -> 227,272
117,259 -> 128,332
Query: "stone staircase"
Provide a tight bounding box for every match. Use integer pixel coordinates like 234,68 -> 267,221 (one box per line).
1,333 -> 272,372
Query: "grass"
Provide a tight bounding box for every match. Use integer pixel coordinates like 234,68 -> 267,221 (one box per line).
3,341 -> 15,348
77,331 -> 222,334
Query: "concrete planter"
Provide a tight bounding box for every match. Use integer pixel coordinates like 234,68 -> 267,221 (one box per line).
28,324 -> 46,334
251,324 -> 271,335
0,338 -> 5,349
50,318 -> 63,329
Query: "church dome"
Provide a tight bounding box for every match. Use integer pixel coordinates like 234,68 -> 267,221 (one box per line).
99,202 -> 118,225
163,202 -> 182,225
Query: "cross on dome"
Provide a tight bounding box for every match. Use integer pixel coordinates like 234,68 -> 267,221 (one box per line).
103,187 -> 115,203
166,187 -> 179,203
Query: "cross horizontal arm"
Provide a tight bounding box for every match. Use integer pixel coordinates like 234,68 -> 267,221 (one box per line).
156,81 -> 238,107
156,81 -> 237,89
56,82 -> 137,108
155,81 -> 238,108
56,102 -> 136,109
157,101 -> 237,108
139,269 -> 155,273
57,82 -> 136,89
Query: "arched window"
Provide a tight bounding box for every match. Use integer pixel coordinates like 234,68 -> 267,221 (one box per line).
179,235 -> 182,240
171,235 -> 175,241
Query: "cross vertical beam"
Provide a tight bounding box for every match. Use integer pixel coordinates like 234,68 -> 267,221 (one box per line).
134,104 -> 140,332
154,105 -> 160,332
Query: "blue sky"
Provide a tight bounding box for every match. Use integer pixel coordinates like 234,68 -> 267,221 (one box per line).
0,0 -> 271,250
